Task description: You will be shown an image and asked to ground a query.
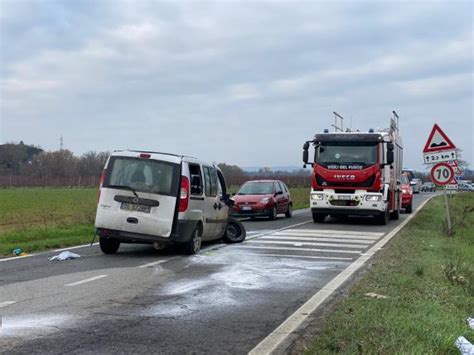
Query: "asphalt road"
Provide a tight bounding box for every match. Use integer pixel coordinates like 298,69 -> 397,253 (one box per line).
0,193 -> 434,354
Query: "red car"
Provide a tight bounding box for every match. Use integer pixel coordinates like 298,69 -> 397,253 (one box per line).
231,180 -> 293,220
401,174 -> 413,213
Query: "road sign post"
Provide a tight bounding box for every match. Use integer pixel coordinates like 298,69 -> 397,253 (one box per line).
424,124 -> 457,236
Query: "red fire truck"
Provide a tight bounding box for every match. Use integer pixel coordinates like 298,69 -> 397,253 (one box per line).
302,112 -> 403,225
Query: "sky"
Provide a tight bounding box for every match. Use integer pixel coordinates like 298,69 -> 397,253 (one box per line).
1,0 -> 472,171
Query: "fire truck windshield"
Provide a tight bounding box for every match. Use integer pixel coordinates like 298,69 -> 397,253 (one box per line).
316,142 -> 378,169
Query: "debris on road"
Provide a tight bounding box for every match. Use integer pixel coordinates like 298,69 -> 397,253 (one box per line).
455,336 -> 473,355
364,292 -> 389,299
12,248 -> 27,257
48,251 -> 81,262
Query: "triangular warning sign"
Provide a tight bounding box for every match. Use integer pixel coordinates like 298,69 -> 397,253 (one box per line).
423,124 -> 456,153
448,161 -> 462,175
448,177 -> 458,185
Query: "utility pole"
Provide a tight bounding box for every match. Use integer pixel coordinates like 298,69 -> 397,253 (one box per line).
60,135 -> 64,151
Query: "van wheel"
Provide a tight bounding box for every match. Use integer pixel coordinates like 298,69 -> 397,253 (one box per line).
269,207 -> 277,220
183,227 -> 202,255
99,236 -> 120,254
312,213 -> 326,223
285,204 -> 293,218
223,218 -> 246,243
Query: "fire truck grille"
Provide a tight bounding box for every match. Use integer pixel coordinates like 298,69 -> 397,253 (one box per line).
316,175 -> 375,188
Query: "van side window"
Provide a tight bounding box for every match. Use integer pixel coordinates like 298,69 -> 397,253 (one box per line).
188,163 -> 203,196
203,166 -> 218,197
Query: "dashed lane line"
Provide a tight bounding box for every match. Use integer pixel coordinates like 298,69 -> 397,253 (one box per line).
64,275 -> 108,287
0,301 -> 16,308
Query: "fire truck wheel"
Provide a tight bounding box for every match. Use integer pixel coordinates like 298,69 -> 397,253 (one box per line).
376,209 -> 389,225
312,213 -> 326,223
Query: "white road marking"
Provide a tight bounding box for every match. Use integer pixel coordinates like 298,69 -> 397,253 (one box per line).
273,232 -> 380,240
245,220 -> 313,241
231,253 -> 353,261
235,245 -> 361,254
248,240 -> 368,249
137,259 -> 172,269
64,275 -> 108,287
282,229 -> 384,237
249,195 -> 435,355
54,243 -> 99,252
0,301 -> 17,308
260,236 -> 374,244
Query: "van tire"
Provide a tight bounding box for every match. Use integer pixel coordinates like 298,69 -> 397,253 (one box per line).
223,218 -> 246,243
100,237 -> 120,254
183,227 -> 202,255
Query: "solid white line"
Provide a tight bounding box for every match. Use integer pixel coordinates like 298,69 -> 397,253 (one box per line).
54,243 -> 99,252
260,236 -> 374,244
0,253 -> 38,262
0,301 -> 17,308
248,240 -> 368,249
248,195 -> 436,355
273,232 -> 380,240
231,253 -> 353,261
235,245 -> 361,254
283,229 -> 384,237
137,259 -> 171,269
64,275 -> 108,287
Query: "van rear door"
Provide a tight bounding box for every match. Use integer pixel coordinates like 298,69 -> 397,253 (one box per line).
96,155 -> 180,238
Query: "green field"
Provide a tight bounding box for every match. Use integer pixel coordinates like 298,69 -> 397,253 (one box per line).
0,187 -> 309,255
305,193 -> 474,354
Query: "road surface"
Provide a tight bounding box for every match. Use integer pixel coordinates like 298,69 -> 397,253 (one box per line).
0,193 -> 434,354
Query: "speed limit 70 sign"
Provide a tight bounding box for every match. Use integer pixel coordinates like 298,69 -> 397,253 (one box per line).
430,162 -> 454,186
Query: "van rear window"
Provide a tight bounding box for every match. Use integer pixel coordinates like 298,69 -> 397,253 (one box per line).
103,157 -> 179,196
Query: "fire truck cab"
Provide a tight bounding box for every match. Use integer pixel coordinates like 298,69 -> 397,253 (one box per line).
303,114 -> 403,225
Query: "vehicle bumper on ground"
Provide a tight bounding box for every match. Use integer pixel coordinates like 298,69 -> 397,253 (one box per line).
96,220 -> 198,244
310,189 -> 386,216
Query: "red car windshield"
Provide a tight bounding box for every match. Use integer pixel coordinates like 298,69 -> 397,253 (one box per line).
238,182 -> 274,195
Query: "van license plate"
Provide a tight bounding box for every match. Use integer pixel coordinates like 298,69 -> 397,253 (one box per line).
120,203 -> 151,213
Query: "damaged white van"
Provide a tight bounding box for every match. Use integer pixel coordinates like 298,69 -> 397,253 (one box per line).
95,150 -> 245,255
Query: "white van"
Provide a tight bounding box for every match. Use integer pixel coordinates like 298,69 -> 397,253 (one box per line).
95,150 -> 245,255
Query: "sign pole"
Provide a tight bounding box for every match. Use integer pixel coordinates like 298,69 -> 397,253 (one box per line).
443,186 -> 452,234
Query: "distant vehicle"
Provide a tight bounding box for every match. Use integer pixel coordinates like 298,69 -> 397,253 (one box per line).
401,174 -> 413,213
458,182 -> 474,192
231,180 -> 293,220
402,168 -> 416,182
302,112 -> 403,225
421,182 -> 436,192
95,150 -> 245,255
410,178 -> 422,193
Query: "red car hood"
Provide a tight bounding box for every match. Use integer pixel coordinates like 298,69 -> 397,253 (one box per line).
233,194 -> 272,204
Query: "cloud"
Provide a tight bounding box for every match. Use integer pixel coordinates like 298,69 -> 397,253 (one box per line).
0,0 -> 472,170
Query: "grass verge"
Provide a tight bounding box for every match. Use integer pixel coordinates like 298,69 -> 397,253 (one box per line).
305,193 -> 474,354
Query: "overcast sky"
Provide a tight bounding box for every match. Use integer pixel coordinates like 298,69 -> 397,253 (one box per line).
1,0 -> 472,170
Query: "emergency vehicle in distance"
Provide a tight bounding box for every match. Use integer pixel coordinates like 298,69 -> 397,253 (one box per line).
302,111 -> 403,225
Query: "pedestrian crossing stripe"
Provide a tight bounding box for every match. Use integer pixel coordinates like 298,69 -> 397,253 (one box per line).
247,240 -> 368,249
272,232 -> 379,241
235,245 -> 361,254
282,229 -> 384,237
259,236 -> 374,244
